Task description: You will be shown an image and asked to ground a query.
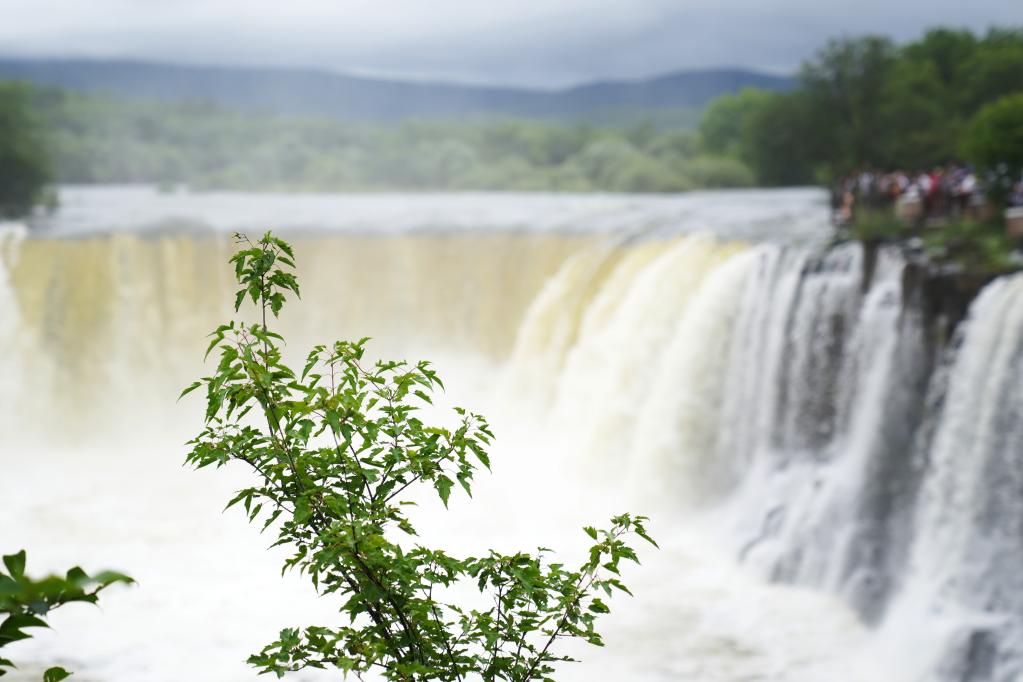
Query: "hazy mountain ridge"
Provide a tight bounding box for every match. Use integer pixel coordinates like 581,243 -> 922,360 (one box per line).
0,57 -> 794,123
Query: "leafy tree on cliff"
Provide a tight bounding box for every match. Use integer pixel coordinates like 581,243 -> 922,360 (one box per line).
698,88 -> 773,160
959,29 -> 1023,113
740,92 -> 818,186
965,93 -> 1023,206
799,36 -> 898,172
902,28 -> 978,95
875,60 -> 958,169
698,27 -> 1023,185
0,82 -> 51,219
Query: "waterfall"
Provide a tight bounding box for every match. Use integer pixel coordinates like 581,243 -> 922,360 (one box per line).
625,249 -> 757,504
548,236 -> 745,472
0,225 -> 27,436
507,235 -> 1023,680
712,244 -> 812,478
1,231 -> 594,441
8,222 -> 1023,681
894,274 -> 1023,682
711,246 -> 931,619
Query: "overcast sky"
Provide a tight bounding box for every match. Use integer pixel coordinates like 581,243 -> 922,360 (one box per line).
0,0 -> 1020,87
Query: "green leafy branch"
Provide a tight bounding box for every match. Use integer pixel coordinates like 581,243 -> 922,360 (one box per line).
182,231 -> 656,681
0,550 -> 133,680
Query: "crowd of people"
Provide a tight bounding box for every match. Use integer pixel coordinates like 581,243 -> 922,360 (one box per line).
831,164 -> 990,226
1012,178 -> 1023,209
832,164 -> 1023,228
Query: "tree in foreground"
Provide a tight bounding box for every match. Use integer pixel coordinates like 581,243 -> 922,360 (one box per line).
0,550 -> 132,680
182,233 -> 656,680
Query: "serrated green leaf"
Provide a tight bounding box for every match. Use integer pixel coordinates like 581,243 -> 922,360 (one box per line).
44,667 -> 72,682
435,475 -> 453,508
2,551 -> 25,580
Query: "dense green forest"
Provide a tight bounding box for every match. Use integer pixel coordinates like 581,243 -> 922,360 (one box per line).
702,27 -> 1023,186
0,25 -> 1020,212
0,83 -> 50,217
28,88 -> 749,193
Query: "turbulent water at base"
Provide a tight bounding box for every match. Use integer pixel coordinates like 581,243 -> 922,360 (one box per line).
506,234 -> 1023,681
3,188 -> 1023,681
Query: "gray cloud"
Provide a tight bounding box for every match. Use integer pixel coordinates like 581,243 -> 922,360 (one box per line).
0,0 -> 1019,86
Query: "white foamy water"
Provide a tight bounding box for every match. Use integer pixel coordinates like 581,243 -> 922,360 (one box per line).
4,186 -> 1023,681
33,185 -> 831,240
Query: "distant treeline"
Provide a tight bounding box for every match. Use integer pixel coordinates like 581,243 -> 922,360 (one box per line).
2,25 -> 1021,208
29,88 -> 750,193
0,83 -> 50,217
701,27 -> 1023,186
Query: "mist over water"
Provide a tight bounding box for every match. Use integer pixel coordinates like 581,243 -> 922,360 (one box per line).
4,187 -> 1023,681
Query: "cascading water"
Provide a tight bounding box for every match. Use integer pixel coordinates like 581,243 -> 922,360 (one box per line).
891,274 -> 1023,682
0,225 -> 27,434
626,249 -> 757,504
549,236 -> 745,473
508,235 -> 1023,681
5,187 -> 1023,681
706,245 -> 925,609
